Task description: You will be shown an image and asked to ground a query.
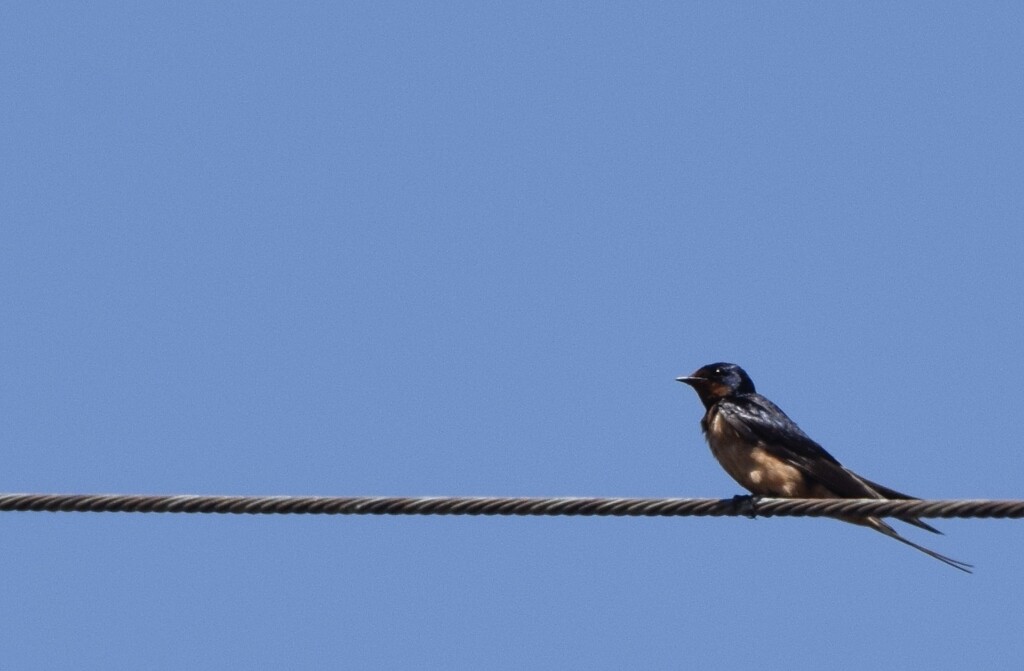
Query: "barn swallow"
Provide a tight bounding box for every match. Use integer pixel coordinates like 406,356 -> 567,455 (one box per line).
677,362 -> 972,573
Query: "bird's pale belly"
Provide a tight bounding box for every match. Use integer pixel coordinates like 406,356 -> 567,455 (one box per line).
705,412 -> 809,497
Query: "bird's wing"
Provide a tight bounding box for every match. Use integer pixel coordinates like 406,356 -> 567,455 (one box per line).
715,395 -> 882,499
859,477 -> 942,534
716,395 -> 944,534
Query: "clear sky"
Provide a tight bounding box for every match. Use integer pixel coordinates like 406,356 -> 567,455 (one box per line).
2,2 -> 1023,669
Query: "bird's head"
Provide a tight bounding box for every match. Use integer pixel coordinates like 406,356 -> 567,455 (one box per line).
676,362 -> 755,408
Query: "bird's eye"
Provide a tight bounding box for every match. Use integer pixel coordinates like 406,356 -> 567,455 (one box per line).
714,368 -> 723,375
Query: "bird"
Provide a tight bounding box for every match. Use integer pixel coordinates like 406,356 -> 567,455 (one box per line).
676,362 -> 972,573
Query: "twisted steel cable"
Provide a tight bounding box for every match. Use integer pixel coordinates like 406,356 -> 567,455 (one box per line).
0,493 -> 1021,519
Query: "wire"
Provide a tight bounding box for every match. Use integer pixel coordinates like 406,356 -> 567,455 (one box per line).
0,493 -> 1020,519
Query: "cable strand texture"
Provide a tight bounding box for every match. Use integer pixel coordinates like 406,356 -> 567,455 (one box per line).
0,494 -> 1020,519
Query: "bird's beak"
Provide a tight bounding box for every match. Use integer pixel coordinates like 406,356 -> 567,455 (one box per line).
676,376 -> 703,386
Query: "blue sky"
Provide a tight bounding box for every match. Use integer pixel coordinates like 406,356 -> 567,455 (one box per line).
2,2 -> 1023,669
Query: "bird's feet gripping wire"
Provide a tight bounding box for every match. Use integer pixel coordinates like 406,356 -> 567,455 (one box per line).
731,494 -> 761,519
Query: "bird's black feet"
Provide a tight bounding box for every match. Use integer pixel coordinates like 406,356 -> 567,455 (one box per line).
731,494 -> 761,519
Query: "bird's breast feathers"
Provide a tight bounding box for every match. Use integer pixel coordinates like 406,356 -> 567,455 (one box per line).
704,406 -> 813,497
